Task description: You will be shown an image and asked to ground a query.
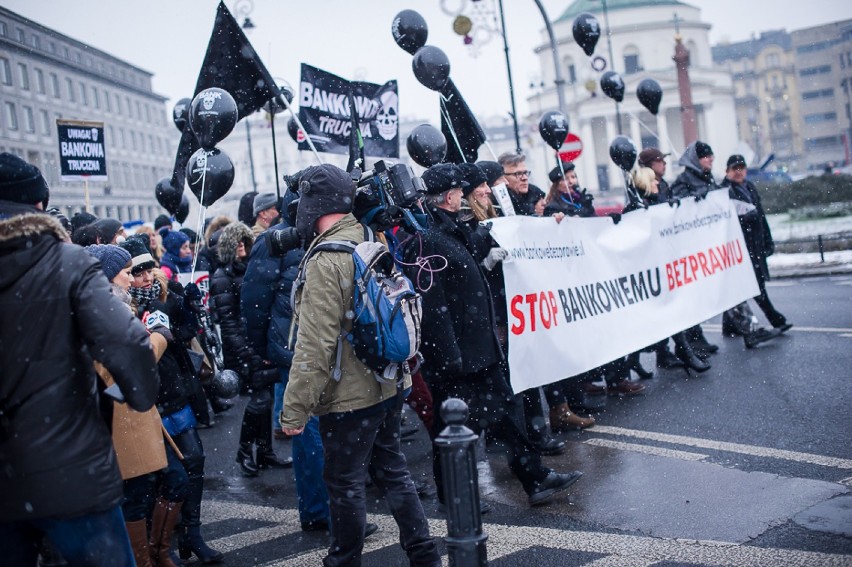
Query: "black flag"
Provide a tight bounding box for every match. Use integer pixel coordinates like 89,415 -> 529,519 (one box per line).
170,1 -> 278,190
439,79 -> 486,164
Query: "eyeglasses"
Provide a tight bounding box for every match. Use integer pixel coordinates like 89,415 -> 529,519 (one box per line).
504,170 -> 531,178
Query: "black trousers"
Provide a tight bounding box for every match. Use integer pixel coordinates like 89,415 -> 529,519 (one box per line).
427,363 -> 548,497
172,427 -> 206,528
319,395 -> 440,567
753,270 -> 787,327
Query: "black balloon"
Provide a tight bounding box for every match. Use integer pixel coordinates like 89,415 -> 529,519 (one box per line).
412,46 -> 451,92
155,177 -> 183,214
609,136 -> 637,171
600,71 -> 625,103
287,116 -> 300,143
538,111 -> 570,151
264,85 -> 294,115
172,98 -> 192,133
392,10 -> 428,55
175,194 -> 190,224
406,124 -> 447,167
185,148 -> 236,207
637,78 -> 663,115
189,88 -> 238,150
572,13 -> 601,57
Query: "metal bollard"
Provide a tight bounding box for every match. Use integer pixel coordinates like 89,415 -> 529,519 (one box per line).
435,398 -> 488,566
818,235 -> 825,263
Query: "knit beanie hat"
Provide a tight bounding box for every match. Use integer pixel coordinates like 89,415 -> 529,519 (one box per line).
154,214 -> 172,231
457,163 -> 487,197
70,211 -> 98,233
295,164 -> 355,242
695,141 -> 714,159
93,218 -> 123,244
421,163 -> 467,196
159,227 -> 189,257
0,152 -> 50,207
120,235 -> 156,275
86,244 -> 131,282
179,227 -> 198,243
476,161 -> 504,188
253,193 -> 278,217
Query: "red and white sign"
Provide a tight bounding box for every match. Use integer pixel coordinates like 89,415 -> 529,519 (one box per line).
558,133 -> 583,162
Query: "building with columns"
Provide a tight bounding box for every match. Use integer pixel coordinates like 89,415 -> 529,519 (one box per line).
527,0 -> 738,198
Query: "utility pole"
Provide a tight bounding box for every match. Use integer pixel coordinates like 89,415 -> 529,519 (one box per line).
498,0 -> 522,153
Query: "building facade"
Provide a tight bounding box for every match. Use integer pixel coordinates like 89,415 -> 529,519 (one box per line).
0,7 -> 175,221
712,30 -> 803,171
528,0 -> 738,198
791,19 -> 852,170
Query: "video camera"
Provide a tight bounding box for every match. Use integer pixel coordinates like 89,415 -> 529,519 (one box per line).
354,160 -> 427,232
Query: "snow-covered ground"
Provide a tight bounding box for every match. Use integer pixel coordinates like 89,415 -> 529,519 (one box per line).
766,213 -> 852,240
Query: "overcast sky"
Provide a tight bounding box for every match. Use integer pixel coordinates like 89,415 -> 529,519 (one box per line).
6,0 -> 852,124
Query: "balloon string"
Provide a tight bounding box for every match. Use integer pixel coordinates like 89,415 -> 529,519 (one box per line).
484,141 -> 499,161
190,160 -> 207,281
277,91 -> 324,166
439,95 -> 467,164
624,109 -> 682,158
556,155 -> 575,205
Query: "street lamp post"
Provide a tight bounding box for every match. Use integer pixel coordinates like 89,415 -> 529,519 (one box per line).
237,0 -> 258,192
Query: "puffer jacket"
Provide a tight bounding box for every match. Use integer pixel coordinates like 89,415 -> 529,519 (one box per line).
670,142 -> 720,198
401,206 -> 503,378
0,202 -> 159,521
281,214 -> 407,429
209,222 -> 254,375
722,177 -> 774,281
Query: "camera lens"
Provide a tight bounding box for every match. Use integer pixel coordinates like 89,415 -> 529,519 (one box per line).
268,227 -> 301,256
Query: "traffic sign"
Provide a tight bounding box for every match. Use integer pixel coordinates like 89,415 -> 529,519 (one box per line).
558,133 -> 583,162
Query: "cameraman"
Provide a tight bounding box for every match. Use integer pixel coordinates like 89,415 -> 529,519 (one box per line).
240,189 -> 331,531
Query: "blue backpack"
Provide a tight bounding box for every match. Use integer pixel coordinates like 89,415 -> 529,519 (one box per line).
291,226 -> 422,383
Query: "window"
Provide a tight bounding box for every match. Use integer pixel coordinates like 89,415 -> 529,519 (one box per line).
63,46 -> 69,60
797,39 -> 839,54
139,133 -> 146,152
0,22 -> 6,37
79,82 -> 87,106
40,109 -> 50,135
115,94 -> 121,114
126,97 -> 132,118
765,53 -> 780,67
0,57 -> 11,85
49,41 -> 57,55
800,65 -> 831,77
104,90 -> 111,112
130,130 -> 137,151
18,63 -> 29,90
34,68 -> 45,93
804,112 -> 837,123
119,128 -> 126,148
145,104 -> 151,122
23,106 -> 34,133
16,27 -> 24,43
623,45 -> 642,75
5,102 -> 18,130
92,88 -> 99,109
108,125 -> 114,144
802,89 -> 834,100
50,73 -> 60,98
136,101 -> 142,120
31,35 -> 40,50
804,135 -> 842,149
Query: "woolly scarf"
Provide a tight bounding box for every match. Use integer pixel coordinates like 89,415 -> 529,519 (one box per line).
129,279 -> 163,311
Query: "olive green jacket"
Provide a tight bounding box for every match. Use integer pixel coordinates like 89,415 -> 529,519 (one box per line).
281,214 -> 408,429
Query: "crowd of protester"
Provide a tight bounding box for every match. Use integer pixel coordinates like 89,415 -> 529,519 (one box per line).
0,141 -> 792,565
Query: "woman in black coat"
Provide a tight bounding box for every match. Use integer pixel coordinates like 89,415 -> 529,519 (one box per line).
210,222 -> 290,477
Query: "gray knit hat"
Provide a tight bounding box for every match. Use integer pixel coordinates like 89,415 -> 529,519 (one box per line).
253,193 -> 278,217
86,244 -> 131,282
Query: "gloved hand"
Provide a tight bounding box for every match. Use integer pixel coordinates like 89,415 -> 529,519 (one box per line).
482,247 -> 508,271
184,282 -> 202,302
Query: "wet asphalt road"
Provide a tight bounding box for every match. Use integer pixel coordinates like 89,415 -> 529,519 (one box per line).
194,274 -> 852,566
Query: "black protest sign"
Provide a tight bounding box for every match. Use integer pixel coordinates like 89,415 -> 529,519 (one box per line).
298,64 -> 399,158
57,119 -> 107,180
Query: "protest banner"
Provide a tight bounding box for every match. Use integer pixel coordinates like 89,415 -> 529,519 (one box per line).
487,191 -> 759,391
298,64 -> 399,158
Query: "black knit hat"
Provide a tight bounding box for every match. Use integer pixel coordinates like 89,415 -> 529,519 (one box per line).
726,154 -> 747,169
457,163 -> 487,197
421,163 -> 468,196
548,162 -> 576,183
70,211 -> 98,233
476,161 -> 504,187
0,152 -> 50,207
93,218 -> 123,244
120,235 -> 157,275
295,164 -> 355,242
695,141 -> 714,159
154,214 -> 172,231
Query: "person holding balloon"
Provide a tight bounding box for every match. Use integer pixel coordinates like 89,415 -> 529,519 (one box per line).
543,162 -> 596,218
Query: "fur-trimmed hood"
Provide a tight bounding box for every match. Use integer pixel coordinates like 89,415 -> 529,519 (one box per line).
0,205 -> 69,290
217,222 -> 254,266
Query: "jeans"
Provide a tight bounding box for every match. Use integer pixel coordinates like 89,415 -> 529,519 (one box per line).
0,505 -> 133,567
319,395 -> 439,567
292,416 -> 330,524
123,443 -> 188,522
273,379 -> 285,430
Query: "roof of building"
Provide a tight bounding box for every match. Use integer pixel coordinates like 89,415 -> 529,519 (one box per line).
711,30 -> 791,62
556,0 -> 690,22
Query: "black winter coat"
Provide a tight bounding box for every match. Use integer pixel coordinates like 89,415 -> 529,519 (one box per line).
210,261 -> 252,375
0,205 -> 159,522
402,206 -> 502,378
542,189 -> 596,218
508,184 -> 546,216
241,221 -> 304,373
670,167 -> 718,198
722,178 -> 774,281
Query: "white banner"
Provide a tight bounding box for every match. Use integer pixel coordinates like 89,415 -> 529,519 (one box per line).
487,191 -> 760,391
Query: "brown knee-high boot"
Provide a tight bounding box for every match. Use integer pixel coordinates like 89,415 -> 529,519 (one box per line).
125,519 -> 152,567
148,497 -> 183,567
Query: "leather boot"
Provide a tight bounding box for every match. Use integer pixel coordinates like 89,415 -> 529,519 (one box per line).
673,332 -> 711,375
549,403 -> 595,432
179,473 -> 224,564
656,343 -> 684,369
627,351 -> 653,380
126,519 -> 152,567
236,411 -> 260,476
255,413 -> 293,469
148,498 -> 182,567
